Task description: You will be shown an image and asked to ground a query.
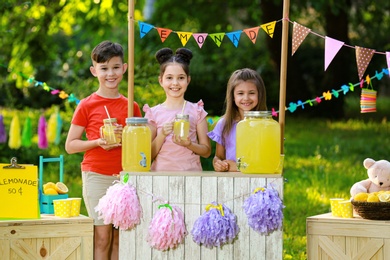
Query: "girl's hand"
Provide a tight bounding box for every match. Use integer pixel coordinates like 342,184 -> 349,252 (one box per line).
161,122 -> 173,136
214,159 -> 229,172
172,134 -> 191,147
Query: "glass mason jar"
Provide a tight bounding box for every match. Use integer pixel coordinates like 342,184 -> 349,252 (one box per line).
236,111 -> 281,174
173,114 -> 190,140
100,118 -> 121,145
122,117 -> 151,172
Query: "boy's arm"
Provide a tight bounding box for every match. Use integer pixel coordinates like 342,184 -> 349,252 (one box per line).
65,124 -> 101,154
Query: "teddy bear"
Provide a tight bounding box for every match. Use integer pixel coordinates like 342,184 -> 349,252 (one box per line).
350,158 -> 390,197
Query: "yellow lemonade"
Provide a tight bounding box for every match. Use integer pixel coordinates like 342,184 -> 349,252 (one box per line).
174,119 -> 190,140
236,111 -> 281,174
122,118 -> 151,172
100,118 -> 121,144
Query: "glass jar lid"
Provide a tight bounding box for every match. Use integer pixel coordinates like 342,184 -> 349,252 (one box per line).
125,117 -> 148,124
175,114 -> 189,120
103,118 -> 117,124
243,111 -> 272,117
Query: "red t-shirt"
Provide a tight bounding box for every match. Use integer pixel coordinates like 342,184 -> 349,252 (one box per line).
71,93 -> 142,175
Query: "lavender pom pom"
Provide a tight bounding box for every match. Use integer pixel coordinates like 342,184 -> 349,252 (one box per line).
243,185 -> 285,235
191,202 -> 239,248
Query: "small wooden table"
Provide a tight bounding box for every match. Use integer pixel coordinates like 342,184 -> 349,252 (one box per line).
307,213 -> 390,260
0,214 -> 93,259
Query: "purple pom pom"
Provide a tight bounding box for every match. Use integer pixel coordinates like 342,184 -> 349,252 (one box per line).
38,115 -> 48,149
147,204 -> 187,251
95,180 -> 142,230
0,115 -> 7,143
191,202 -> 239,248
243,185 -> 284,235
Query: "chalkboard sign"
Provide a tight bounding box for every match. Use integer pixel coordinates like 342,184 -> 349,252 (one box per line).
0,159 -> 40,219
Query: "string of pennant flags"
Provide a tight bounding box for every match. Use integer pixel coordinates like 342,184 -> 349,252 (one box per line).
2,18 -> 390,116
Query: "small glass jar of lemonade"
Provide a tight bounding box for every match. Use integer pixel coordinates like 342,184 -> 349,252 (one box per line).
236,111 -> 281,174
174,114 -> 190,140
100,118 -> 121,145
122,117 -> 151,172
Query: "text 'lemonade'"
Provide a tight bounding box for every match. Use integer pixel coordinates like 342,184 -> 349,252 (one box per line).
236,111 -> 281,174
174,114 -> 190,140
122,117 -> 151,172
100,118 -> 121,145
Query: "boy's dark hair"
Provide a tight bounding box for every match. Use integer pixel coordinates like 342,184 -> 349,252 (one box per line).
91,40 -> 124,63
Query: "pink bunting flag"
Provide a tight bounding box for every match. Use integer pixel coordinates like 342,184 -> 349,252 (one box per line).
386,52 -> 390,75
324,36 -> 344,71
156,27 -> 172,43
243,27 -> 260,43
192,33 -> 208,48
291,22 -> 311,56
355,46 -> 375,80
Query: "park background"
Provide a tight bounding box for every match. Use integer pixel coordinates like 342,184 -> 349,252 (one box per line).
1,1 -> 390,259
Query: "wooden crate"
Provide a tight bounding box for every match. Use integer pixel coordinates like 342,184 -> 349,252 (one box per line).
307,213 -> 390,260
119,171 -> 284,260
0,214 -> 93,259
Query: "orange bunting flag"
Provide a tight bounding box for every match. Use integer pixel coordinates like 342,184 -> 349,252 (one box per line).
156,28 -> 172,43
355,46 -> 375,80
192,33 -> 208,48
177,32 -> 193,47
243,27 -> 260,44
292,22 -> 311,56
208,33 -> 225,47
260,21 -> 276,38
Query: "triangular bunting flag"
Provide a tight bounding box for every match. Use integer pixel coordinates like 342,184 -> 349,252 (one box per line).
138,22 -> 154,39
386,52 -> 390,75
324,36 -> 344,71
292,22 -> 311,55
209,33 -> 225,47
192,33 -> 208,48
260,21 -> 276,38
177,32 -> 193,46
355,46 -> 375,80
243,27 -> 260,44
156,27 -> 172,43
226,30 -> 242,48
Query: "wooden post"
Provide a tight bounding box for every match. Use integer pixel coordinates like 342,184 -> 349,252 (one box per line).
279,0 -> 290,154
128,0 -> 135,117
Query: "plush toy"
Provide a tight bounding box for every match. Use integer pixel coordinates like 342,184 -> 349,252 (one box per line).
350,158 -> 390,197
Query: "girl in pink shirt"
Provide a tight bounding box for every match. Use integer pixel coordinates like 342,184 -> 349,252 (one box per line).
143,48 -> 211,171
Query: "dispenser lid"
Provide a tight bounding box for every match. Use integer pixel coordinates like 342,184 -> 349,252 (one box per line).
126,117 -> 148,124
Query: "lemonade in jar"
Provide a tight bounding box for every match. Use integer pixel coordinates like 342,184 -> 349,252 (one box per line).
174,114 -> 190,140
100,118 -> 121,145
236,111 -> 281,173
122,117 -> 151,172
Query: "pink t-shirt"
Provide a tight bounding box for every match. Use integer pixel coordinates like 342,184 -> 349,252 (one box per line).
143,100 -> 207,171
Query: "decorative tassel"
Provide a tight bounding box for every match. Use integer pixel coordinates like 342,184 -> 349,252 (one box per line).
147,203 -> 187,251
95,174 -> 142,230
242,185 -> 284,235
46,112 -> 58,143
21,116 -> 32,147
8,114 -> 21,149
38,115 -> 48,149
55,112 -> 63,145
360,88 -> 377,113
0,115 -> 7,143
191,202 -> 239,248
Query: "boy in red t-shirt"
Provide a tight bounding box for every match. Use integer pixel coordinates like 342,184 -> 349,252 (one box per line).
65,40 -> 141,259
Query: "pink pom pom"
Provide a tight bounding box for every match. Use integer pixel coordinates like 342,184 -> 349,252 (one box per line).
95,181 -> 142,230
147,204 -> 187,251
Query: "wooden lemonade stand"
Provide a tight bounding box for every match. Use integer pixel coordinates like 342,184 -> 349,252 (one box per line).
119,1 -> 290,259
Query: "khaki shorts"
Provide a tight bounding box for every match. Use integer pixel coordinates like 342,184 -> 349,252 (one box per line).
82,171 -> 119,226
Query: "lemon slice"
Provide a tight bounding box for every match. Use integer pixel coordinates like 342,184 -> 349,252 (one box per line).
44,188 -> 58,195
379,193 -> 390,202
55,182 -> 69,194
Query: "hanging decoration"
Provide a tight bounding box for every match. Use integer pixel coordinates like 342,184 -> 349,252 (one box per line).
291,22 -> 311,56
243,185 -> 284,236
0,115 -> 7,143
95,173 -> 142,230
8,113 -> 21,149
191,202 -> 239,248
55,111 -> 63,145
360,88 -> 377,113
38,115 -> 48,149
355,46 -> 376,80
21,116 -> 32,147
47,110 -> 59,144
146,203 -> 187,251
324,37 -> 345,71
